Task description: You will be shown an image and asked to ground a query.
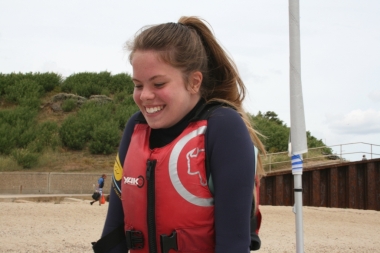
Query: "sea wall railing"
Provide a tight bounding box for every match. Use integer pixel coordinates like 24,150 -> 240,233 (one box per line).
262,142 -> 380,173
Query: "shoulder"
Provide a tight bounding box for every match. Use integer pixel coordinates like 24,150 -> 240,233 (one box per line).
118,111 -> 141,160
210,106 -> 240,118
122,111 -> 142,136
126,111 -> 142,127
205,106 -> 252,149
207,106 -> 246,130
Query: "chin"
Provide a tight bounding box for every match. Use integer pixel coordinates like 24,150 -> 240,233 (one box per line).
147,120 -> 172,129
146,121 -> 163,129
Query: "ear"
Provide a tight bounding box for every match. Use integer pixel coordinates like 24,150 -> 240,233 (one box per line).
189,71 -> 202,94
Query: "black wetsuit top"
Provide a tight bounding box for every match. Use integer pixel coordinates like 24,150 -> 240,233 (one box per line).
101,100 -> 256,253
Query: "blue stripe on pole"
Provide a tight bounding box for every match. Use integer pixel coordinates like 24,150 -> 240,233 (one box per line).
292,154 -> 303,174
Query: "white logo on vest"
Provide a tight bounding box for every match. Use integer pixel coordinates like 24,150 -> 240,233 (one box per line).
169,125 -> 214,207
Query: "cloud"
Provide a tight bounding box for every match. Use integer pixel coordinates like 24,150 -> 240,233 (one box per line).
368,90 -> 380,102
326,109 -> 380,135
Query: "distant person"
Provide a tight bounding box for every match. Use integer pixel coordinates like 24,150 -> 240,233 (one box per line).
90,174 -> 107,206
362,155 -> 367,161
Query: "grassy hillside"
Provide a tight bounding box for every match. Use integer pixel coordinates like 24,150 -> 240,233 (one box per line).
0,72 -> 137,173
0,90 -> 118,173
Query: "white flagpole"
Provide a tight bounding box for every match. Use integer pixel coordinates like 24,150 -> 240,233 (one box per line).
289,0 -> 308,252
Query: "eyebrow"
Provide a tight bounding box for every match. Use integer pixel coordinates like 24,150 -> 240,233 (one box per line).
132,75 -> 166,83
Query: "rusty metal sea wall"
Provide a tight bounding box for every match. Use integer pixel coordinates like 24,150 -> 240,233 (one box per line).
259,158 -> 380,211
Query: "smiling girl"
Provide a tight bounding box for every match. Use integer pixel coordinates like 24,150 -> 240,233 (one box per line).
93,16 -> 266,253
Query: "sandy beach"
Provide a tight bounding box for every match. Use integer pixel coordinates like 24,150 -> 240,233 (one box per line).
0,198 -> 379,253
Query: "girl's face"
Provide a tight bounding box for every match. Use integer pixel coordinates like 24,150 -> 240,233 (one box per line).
131,50 -> 202,129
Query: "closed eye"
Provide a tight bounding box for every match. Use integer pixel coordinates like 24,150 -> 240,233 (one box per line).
154,83 -> 165,88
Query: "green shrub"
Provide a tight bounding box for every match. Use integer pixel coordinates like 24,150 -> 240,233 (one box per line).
61,72 -> 110,97
114,91 -> 136,105
27,140 -> 45,153
76,82 -> 102,98
0,72 -> 61,97
114,103 -> 139,130
31,72 -> 62,92
59,116 -> 89,150
97,71 -> 113,89
19,97 -> 41,109
11,148 -> 40,169
89,121 -> 120,154
61,72 -> 90,96
0,73 -> 6,96
4,79 -> 43,105
0,107 -> 38,153
0,106 -> 38,126
109,73 -> 134,94
59,101 -> 122,150
114,91 -> 128,103
29,121 -> 60,152
0,123 -> 16,155
61,72 -> 134,97
59,102 -> 115,150
101,88 -> 111,97
79,101 -> 111,124
14,122 -> 38,149
61,99 -> 77,112
123,94 -> 137,106
0,72 -> 24,97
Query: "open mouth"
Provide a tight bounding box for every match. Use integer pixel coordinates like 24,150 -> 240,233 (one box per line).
145,105 -> 164,114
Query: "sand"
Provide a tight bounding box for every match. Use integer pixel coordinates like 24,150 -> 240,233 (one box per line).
0,199 -> 379,253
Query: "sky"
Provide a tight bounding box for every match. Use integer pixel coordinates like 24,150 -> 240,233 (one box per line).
1,0 -> 379,161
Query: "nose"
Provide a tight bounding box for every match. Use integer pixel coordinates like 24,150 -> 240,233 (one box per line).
139,87 -> 155,101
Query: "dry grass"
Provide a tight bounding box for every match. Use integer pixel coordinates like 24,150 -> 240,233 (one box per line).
37,149 -> 115,173
0,149 -> 116,173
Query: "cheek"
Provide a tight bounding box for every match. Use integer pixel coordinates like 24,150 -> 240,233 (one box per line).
158,90 -> 171,101
133,91 -> 140,103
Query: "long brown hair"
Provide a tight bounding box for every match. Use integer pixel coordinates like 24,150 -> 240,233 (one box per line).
127,16 -> 266,208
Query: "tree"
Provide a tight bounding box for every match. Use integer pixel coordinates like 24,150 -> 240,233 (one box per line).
250,112 -> 289,153
262,111 -> 285,126
250,111 -> 328,153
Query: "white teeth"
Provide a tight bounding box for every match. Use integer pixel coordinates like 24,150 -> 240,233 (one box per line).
146,106 -> 163,114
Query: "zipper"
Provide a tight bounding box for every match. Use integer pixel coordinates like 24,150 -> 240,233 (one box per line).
146,159 -> 157,253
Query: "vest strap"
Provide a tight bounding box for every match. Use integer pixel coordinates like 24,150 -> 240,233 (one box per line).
126,230 -> 144,250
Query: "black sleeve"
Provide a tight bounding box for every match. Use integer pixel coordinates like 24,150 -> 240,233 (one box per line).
100,112 -> 140,252
206,107 -> 255,253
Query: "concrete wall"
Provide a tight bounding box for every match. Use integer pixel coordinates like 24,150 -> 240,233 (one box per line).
0,172 -> 113,194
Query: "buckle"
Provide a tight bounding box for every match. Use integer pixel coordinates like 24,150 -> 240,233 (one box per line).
160,231 -> 178,253
125,230 -> 144,249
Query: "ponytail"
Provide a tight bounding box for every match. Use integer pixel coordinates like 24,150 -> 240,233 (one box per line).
179,16 -> 266,179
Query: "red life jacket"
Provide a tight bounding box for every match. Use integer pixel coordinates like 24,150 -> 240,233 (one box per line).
121,120 -> 215,253
91,103 -> 262,252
